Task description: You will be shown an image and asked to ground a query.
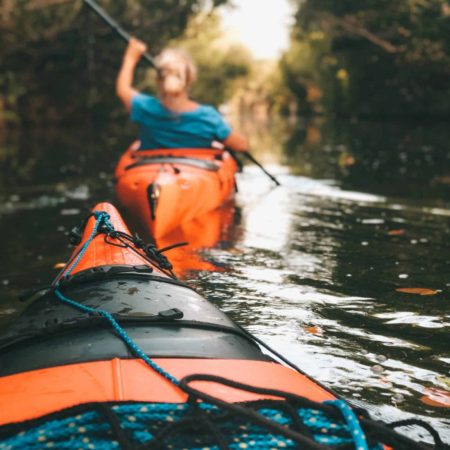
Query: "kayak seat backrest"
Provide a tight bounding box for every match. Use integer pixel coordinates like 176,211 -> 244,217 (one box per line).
125,157 -> 220,172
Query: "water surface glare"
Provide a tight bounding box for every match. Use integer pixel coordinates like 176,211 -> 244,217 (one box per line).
193,170 -> 450,438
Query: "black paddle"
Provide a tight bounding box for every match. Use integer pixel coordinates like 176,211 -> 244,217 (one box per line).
242,151 -> 281,186
226,148 -> 281,186
83,0 -> 281,187
83,0 -> 156,68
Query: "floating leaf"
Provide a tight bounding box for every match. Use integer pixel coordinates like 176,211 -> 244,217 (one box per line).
378,376 -> 393,388
388,229 -> 405,236
305,326 -> 324,336
227,248 -> 244,255
371,365 -> 384,375
338,153 -> 355,168
395,288 -> 438,296
433,175 -> 450,185
420,388 -> 450,408
336,68 -> 349,81
53,262 -> 66,269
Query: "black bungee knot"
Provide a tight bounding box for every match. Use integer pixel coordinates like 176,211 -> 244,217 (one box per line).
67,226 -> 83,246
144,243 -> 173,270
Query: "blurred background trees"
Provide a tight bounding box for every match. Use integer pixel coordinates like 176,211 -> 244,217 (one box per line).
1,0 -> 450,126
170,12 -> 252,107
277,0 -> 450,117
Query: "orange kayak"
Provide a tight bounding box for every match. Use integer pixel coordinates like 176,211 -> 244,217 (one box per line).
0,203 -> 439,449
115,145 -> 238,238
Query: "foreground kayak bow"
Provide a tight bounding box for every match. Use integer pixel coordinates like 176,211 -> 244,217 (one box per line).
0,203 -> 447,450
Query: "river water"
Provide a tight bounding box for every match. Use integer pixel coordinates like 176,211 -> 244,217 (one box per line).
0,117 -> 449,440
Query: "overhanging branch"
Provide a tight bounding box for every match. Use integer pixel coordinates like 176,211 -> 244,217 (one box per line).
321,13 -> 406,54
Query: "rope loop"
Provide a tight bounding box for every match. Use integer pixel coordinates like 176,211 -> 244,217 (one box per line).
388,419 -> 450,449
92,210 -> 114,233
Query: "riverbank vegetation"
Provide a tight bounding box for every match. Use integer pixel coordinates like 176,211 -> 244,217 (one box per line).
278,0 -> 450,117
2,0 -> 449,127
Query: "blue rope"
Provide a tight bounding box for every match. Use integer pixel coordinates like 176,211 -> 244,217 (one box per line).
0,402 -> 385,450
62,211 -> 113,277
53,210 -> 180,387
324,400 -> 370,450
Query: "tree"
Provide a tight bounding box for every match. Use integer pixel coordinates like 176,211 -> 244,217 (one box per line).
168,12 -> 252,106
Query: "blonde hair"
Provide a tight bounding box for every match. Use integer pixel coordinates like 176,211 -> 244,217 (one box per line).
155,48 -> 197,95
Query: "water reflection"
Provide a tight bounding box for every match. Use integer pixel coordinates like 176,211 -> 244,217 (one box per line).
155,202 -> 240,278
197,168 -> 450,435
282,117 -> 450,202
0,117 -> 449,437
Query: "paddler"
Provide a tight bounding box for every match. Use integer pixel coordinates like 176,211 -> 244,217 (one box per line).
116,38 -> 248,152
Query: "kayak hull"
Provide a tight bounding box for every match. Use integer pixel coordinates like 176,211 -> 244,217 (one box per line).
115,147 -> 238,238
0,203 -> 335,427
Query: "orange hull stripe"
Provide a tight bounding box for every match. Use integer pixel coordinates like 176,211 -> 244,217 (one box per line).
0,358 -> 334,425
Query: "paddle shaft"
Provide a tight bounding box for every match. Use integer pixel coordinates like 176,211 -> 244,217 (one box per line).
227,148 -> 280,186
243,151 -> 281,186
83,0 -> 156,68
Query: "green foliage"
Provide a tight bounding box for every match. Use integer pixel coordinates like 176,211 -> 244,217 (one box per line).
281,0 -> 450,117
169,13 -> 252,106
0,0 -> 230,125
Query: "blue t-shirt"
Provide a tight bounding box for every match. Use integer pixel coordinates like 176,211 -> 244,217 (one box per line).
130,93 -> 232,150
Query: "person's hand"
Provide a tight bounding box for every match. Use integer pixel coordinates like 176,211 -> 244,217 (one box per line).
125,38 -> 148,63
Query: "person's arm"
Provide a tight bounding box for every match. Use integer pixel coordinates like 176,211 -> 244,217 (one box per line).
211,108 -> 249,152
116,38 -> 148,112
223,130 -> 249,152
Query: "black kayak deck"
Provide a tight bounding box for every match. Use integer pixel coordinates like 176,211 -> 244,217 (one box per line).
0,268 -> 268,377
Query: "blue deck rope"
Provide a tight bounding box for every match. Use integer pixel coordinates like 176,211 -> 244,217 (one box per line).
62,211 -> 113,276
0,401 -> 386,450
53,210 -> 180,387
325,399 -> 371,450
